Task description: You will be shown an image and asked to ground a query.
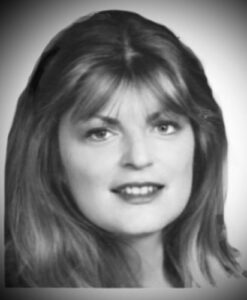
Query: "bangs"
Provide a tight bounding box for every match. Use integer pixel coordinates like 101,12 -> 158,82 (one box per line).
67,58 -> 192,123
69,63 -> 122,122
137,67 -> 191,117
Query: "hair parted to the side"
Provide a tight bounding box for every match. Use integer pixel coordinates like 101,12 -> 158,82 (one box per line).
5,10 -> 243,287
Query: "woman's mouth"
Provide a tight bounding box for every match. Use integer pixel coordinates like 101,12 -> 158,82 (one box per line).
111,182 -> 164,204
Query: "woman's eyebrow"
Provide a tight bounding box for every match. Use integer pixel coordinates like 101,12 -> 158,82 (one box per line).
147,111 -> 180,122
93,115 -> 121,126
147,112 -> 164,122
94,111 -> 178,125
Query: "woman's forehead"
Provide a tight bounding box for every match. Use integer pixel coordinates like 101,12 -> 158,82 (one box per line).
99,84 -> 163,118
69,70 -> 187,123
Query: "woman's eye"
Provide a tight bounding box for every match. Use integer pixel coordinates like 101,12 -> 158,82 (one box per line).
154,122 -> 179,135
85,128 -> 114,141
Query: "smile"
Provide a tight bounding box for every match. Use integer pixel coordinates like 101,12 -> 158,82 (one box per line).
111,182 -> 164,200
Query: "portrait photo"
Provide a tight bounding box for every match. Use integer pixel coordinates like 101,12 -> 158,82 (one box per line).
1,0 -> 247,299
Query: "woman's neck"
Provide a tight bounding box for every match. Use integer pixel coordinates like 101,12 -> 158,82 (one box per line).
126,231 -> 172,287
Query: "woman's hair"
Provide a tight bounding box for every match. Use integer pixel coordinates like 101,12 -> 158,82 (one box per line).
5,10 -> 243,287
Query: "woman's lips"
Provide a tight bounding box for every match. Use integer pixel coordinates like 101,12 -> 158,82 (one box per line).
111,182 -> 164,204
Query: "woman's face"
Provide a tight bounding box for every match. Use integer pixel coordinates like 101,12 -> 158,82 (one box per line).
59,86 -> 195,237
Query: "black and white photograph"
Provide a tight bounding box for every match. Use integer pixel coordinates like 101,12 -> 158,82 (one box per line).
1,0 -> 247,299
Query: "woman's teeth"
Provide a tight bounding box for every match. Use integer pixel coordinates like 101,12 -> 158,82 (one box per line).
121,186 -> 156,196
117,185 -> 161,196
112,183 -> 164,204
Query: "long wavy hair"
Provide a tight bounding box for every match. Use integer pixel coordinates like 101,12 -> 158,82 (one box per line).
5,10 -> 242,287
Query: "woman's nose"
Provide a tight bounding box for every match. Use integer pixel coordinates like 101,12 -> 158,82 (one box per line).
120,135 -> 154,170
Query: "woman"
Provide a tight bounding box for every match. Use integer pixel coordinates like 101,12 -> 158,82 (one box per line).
5,10 -> 244,287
